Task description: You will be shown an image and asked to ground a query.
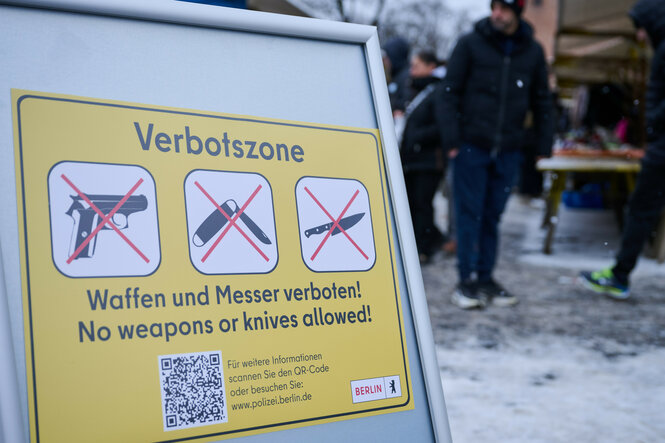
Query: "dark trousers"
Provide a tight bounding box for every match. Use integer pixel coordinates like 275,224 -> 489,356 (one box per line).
612,161 -> 665,283
519,149 -> 544,197
404,170 -> 444,256
453,144 -> 520,282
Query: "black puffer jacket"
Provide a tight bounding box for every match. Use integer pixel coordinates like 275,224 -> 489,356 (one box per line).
630,0 -> 665,165
436,18 -> 553,156
400,76 -> 444,172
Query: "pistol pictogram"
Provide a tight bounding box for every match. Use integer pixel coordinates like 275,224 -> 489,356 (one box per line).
66,194 -> 147,259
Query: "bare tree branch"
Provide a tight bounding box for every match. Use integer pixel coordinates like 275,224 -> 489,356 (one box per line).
370,0 -> 386,27
336,0 -> 347,21
295,0 -> 473,59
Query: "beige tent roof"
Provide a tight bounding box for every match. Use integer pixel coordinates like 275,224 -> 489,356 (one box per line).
560,0 -> 634,28
554,0 -> 648,88
550,0 -> 649,144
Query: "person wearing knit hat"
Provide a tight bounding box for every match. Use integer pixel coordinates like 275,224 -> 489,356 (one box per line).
436,0 -> 553,309
492,0 -> 525,18
489,0 -> 525,35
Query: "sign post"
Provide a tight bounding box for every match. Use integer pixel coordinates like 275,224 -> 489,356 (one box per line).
0,1 -> 451,442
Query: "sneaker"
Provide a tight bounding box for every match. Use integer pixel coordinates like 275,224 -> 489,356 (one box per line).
451,281 -> 486,309
477,279 -> 518,307
579,268 -> 630,299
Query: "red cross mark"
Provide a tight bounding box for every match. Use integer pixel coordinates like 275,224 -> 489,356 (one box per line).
304,186 -> 369,261
194,182 -> 269,263
61,174 -> 149,264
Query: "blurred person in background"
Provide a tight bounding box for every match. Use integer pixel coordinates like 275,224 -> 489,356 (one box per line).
400,50 -> 446,263
436,0 -> 553,309
383,36 -> 411,116
579,0 -> 665,299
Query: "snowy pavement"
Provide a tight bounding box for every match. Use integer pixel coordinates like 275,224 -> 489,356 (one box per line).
424,193 -> 665,442
439,341 -> 665,442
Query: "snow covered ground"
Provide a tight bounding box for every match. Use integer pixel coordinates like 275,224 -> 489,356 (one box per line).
425,194 -> 665,442
440,341 -> 665,442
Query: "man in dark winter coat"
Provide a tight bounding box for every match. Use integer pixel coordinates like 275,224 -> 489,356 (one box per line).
401,50 -> 445,263
580,0 -> 665,299
436,0 -> 553,309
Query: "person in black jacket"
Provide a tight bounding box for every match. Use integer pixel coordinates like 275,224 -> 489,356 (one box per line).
436,0 -> 553,309
401,50 -> 445,263
580,0 -> 665,299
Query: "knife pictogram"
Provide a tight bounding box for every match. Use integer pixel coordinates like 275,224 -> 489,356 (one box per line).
192,199 -> 271,247
304,212 -> 365,238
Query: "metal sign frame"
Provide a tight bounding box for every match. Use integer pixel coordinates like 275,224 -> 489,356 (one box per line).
0,1 -> 451,441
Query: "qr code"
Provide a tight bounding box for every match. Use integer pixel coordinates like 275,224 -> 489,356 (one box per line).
159,351 -> 228,431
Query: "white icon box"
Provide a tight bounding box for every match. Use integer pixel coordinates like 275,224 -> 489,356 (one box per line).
47,161 -> 161,278
295,177 -> 375,272
184,170 -> 278,275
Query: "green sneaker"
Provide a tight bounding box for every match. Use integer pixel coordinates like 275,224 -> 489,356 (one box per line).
579,268 -> 630,299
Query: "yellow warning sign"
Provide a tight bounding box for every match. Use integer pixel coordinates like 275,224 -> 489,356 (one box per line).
13,90 -> 413,442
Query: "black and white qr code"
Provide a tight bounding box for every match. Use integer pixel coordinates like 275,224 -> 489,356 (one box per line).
159,351 -> 228,431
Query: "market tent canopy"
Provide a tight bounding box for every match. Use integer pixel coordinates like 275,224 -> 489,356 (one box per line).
555,0 -> 647,88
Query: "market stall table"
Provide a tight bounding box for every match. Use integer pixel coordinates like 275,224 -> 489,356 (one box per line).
536,155 -> 641,254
